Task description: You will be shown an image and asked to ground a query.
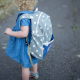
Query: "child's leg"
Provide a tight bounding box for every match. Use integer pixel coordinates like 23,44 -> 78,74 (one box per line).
22,66 -> 30,80
31,63 -> 38,73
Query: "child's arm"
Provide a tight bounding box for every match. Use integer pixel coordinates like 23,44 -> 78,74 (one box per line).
4,26 -> 29,38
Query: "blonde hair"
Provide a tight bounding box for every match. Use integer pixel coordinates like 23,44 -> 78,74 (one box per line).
14,0 -> 38,11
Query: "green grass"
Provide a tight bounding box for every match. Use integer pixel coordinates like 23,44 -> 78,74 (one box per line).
71,0 -> 78,31
71,1 -> 75,7
72,8 -> 77,13
72,25 -> 78,31
0,0 -> 15,20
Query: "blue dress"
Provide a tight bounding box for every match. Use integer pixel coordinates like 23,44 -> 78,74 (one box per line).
5,8 -> 39,68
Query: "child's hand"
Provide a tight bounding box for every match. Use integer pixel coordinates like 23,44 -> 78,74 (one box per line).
4,28 -> 12,35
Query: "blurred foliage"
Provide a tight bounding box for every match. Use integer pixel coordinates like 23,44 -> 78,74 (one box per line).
72,25 -> 78,31
71,0 -> 78,31
0,0 -> 15,20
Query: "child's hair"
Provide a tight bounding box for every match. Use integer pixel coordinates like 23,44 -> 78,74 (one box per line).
14,0 -> 38,11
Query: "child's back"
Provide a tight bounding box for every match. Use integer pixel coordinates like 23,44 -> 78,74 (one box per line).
4,0 -> 39,80
5,8 -> 39,68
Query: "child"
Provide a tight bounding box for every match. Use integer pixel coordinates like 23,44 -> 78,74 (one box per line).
4,0 -> 39,80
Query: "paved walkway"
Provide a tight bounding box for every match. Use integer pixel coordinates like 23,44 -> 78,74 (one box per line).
0,0 -> 80,80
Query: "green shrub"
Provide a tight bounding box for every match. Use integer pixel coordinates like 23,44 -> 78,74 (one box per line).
0,0 -> 15,20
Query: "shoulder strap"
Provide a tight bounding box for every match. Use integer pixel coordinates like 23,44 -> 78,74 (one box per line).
19,13 -> 33,28
19,7 -> 39,29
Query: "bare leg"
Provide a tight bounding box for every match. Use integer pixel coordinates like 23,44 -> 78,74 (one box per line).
22,66 -> 30,80
31,63 -> 38,73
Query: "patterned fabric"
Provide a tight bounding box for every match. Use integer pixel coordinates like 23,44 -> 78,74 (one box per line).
20,9 -> 54,59
5,8 -> 39,68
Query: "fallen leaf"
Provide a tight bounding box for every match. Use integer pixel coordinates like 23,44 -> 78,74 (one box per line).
2,46 -> 6,49
57,24 -> 63,28
76,54 -> 80,58
62,5 -> 67,8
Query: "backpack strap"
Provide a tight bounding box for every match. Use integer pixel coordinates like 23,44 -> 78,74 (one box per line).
19,13 -> 33,28
27,39 -> 33,66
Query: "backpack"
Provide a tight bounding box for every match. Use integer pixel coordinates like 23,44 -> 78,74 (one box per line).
19,8 -> 54,66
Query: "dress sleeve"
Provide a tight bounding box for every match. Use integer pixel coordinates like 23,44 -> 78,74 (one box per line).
20,18 -> 30,26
